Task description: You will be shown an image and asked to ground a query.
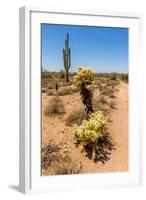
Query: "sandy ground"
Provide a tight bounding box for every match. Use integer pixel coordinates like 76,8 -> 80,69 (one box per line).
41,81 -> 128,175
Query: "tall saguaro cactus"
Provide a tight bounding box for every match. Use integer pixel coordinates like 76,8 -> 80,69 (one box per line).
63,33 -> 71,83
74,67 -> 94,119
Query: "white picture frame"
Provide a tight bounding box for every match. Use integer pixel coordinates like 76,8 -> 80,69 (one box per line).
19,6 -> 143,194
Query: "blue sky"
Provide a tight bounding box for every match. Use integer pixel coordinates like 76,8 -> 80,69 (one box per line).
41,24 -> 128,73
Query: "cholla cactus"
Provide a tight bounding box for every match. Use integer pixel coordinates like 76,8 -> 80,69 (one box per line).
73,111 -> 108,156
74,67 -> 94,118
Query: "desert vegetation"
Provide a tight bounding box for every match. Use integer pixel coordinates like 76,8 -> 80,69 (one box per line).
41,67 -> 128,175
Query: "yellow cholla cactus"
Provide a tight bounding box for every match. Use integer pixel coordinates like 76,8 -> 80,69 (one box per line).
73,111 -> 108,146
74,67 -> 94,89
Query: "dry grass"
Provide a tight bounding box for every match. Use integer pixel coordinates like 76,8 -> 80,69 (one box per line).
111,80 -> 120,88
58,87 -> 73,95
47,83 -> 55,89
98,95 -> 108,104
42,88 -> 47,93
93,98 -> 109,115
41,141 -> 82,175
58,87 -> 79,96
41,141 -> 61,170
101,88 -> 114,97
47,89 -> 55,96
49,156 -> 82,175
65,109 -> 87,126
44,96 -> 65,116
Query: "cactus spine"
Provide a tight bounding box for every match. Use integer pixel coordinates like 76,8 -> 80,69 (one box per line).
63,33 -> 71,83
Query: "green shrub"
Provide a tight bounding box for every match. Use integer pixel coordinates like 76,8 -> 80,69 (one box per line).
65,109 -> 86,126
44,96 -> 65,116
73,111 -> 107,148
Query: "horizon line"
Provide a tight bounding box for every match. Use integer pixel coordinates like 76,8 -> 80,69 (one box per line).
42,67 -> 128,74
42,68 -> 128,74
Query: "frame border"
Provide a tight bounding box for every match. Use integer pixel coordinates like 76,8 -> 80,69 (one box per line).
19,6 -> 143,194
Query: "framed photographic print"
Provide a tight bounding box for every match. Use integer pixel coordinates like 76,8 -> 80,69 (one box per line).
19,7 -> 142,193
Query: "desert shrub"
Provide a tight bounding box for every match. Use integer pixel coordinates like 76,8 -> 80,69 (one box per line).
50,156 -> 82,175
110,73 -> 117,80
109,101 -> 116,109
95,83 -> 102,89
74,67 -> 94,118
98,95 -> 108,104
73,111 -> 108,157
44,96 -> 65,116
58,87 -> 78,96
99,78 -> 108,84
65,109 -> 87,126
104,82 -> 112,87
41,142 -> 61,170
47,83 -> 55,90
111,80 -> 120,88
42,71 -> 53,79
41,79 -> 49,88
101,88 -> 114,96
93,96 -> 109,115
42,88 -> 47,93
59,69 -> 65,79
109,94 -> 116,98
121,74 -> 128,83
98,85 -> 104,92
58,87 -> 73,95
47,90 -> 54,96
72,87 -> 79,93
42,141 -> 82,175
62,81 -> 74,87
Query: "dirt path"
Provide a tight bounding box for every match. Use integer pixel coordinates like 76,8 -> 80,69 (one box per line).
95,81 -> 128,172
79,81 -> 128,173
107,81 -> 128,171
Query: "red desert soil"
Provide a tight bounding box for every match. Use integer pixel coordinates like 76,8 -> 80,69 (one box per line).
41,81 -> 128,175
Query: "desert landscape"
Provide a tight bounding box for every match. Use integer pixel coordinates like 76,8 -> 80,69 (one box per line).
41,70 -> 128,176
41,25 -> 128,176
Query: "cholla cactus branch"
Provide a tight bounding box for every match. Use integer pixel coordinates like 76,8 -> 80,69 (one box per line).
74,67 -> 94,118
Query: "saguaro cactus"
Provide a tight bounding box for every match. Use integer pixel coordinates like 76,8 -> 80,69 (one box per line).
63,33 -> 71,83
